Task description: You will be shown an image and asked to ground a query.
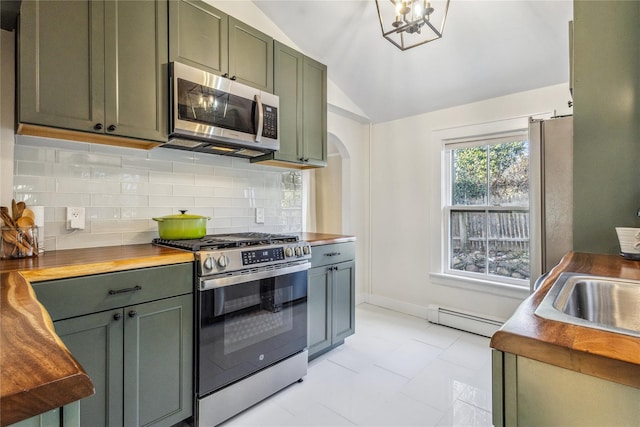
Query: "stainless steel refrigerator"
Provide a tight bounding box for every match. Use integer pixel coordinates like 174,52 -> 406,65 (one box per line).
529,115 -> 573,291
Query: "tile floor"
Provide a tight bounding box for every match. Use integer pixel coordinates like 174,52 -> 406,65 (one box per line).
221,303 -> 493,426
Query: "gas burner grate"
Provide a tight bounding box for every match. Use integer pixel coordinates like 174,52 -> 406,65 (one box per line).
153,232 -> 299,251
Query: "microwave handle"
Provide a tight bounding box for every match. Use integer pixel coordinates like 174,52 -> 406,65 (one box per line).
254,94 -> 263,143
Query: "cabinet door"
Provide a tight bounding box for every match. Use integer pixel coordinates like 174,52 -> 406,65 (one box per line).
104,0 -> 168,142
19,0 -> 105,133
123,294 -> 193,427
331,260 -> 355,343
272,41 -> 303,163
228,16 -> 273,93
54,310 -> 124,427
169,0 -> 228,76
301,56 -> 327,166
307,266 -> 332,358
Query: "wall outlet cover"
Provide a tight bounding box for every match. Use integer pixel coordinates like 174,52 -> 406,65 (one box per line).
66,207 -> 86,230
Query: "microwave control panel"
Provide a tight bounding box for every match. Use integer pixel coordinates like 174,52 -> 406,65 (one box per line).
262,105 -> 278,139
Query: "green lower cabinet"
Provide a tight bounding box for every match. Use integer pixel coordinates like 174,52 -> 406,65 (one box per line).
26,294 -> 193,427
308,266 -> 332,355
492,349 -> 640,426
55,311 -> 124,427
123,295 -> 193,427
307,260 -> 355,359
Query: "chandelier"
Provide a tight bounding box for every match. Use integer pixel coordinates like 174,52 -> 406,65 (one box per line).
375,0 -> 450,51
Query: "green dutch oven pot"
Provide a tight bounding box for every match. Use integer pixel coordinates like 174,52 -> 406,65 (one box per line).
152,210 -> 210,239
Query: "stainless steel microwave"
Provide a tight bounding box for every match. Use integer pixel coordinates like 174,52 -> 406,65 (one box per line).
164,62 -> 279,158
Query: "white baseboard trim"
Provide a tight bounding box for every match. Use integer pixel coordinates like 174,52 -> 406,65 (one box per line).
367,294 -> 429,319
426,304 -> 503,338
361,295 -> 504,338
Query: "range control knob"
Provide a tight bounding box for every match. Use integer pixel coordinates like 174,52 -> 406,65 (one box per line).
303,245 -> 310,255
217,255 -> 229,268
285,247 -> 294,257
203,255 -> 215,271
294,246 -> 302,257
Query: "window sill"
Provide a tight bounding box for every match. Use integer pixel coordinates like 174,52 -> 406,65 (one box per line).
429,272 -> 531,299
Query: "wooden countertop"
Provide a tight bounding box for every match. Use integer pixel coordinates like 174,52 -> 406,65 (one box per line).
297,232 -> 356,246
490,252 -> 640,389
0,244 -> 193,425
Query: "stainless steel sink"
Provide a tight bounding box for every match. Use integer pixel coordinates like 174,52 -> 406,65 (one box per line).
534,273 -> 640,338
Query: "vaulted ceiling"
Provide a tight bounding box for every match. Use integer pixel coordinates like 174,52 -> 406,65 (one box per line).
252,0 -> 574,123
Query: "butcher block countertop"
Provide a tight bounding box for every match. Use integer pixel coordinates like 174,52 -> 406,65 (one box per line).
490,251 -> 640,389
0,244 -> 193,426
298,232 -> 356,246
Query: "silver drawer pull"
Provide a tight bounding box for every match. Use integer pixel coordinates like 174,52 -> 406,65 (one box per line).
108,285 -> 142,295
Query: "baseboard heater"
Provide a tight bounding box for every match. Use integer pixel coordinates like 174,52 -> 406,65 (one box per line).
426,304 -> 503,338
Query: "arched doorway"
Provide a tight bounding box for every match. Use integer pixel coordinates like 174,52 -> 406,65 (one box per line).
304,133 -> 350,234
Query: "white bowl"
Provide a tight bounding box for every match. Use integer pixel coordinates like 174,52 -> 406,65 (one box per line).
615,227 -> 640,254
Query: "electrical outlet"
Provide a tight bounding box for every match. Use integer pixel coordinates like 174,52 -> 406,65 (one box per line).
66,207 -> 85,230
255,207 -> 265,224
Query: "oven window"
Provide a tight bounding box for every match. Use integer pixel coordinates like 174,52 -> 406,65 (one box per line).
177,78 -> 256,134
197,271 -> 307,395
222,286 -> 293,354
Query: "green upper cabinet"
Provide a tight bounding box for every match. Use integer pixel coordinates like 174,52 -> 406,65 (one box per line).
252,41 -> 327,169
169,0 -> 273,93
18,0 -> 168,144
168,0 -> 228,76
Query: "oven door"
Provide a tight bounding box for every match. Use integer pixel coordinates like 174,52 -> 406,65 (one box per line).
197,264 -> 308,396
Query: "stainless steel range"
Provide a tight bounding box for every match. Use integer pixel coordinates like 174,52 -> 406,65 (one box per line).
153,233 -> 311,426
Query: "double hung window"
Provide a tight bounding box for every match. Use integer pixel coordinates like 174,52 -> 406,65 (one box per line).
444,134 -> 530,286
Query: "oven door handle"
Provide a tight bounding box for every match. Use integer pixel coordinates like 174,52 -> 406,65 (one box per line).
200,261 -> 309,291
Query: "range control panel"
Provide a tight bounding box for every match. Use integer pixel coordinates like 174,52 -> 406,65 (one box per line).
197,242 -> 311,276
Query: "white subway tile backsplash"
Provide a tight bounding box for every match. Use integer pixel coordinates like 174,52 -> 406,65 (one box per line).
58,151 -> 122,168
92,194 -> 149,208
195,174 -> 234,187
149,195 -> 195,208
52,163 -> 91,179
12,137 -> 303,250
150,170 -> 194,185
121,182 -> 150,195
86,207 -> 121,220
15,161 -> 55,177
122,156 -> 173,172
91,219 -> 151,234
57,178 -> 120,194
14,144 -> 57,163
173,162 -> 214,176
173,184 -> 215,197
13,176 -> 57,192
149,183 -> 173,196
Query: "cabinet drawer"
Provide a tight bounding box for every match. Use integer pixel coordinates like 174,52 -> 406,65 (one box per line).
32,263 -> 193,321
310,242 -> 355,268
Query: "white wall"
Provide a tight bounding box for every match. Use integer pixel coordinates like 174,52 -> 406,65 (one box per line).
370,84 -> 573,321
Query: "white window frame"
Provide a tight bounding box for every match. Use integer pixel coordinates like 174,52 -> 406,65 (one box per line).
443,134 -> 530,288
432,116 -> 547,293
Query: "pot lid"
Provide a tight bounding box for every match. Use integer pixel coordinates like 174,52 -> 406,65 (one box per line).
152,210 -> 210,221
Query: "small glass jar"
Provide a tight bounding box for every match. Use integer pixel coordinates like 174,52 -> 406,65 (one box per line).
1,226 -> 39,259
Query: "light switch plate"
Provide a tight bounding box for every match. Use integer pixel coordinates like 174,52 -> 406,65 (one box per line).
255,207 -> 265,224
